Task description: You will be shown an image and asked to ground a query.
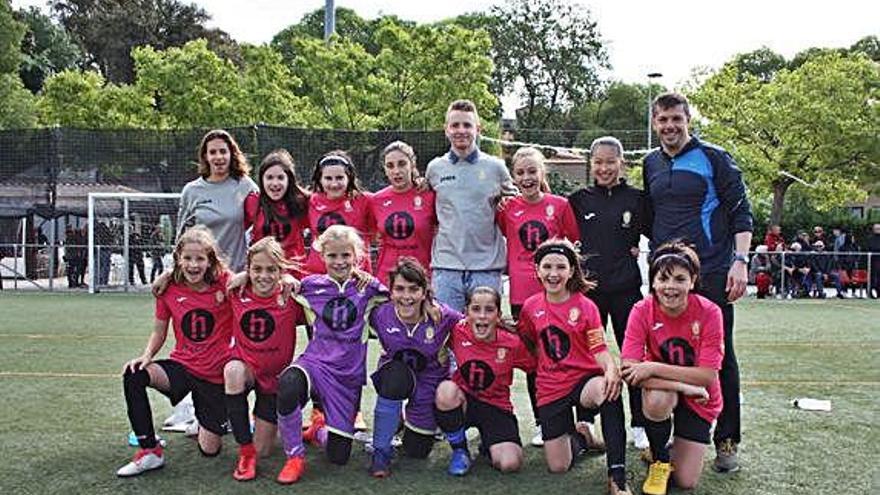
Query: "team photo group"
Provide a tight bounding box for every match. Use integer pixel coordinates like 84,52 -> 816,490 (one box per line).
118,92 -> 752,495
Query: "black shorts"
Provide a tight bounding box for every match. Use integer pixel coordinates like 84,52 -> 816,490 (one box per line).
251,389 -> 277,425
538,374 -> 600,441
155,359 -> 228,436
672,403 -> 711,445
464,394 -> 521,447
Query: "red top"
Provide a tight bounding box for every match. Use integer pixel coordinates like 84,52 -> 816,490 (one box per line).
450,320 -> 535,412
303,192 -> 374,275
764,231 -> 785,252
369,186 -> 436,285
244,192 -> 309,277
229,286 -> 304,394
496,194 -> 579,305
155,272 -> 233,384
517,291 -> 607,406
621,293 -> 724,423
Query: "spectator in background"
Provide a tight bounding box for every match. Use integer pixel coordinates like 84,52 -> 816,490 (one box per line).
812,226 -> 826,246
149,225 -> 165,284
806,240 -> 843,298
782,242 -> 810,298
64,225 -> 80,288
764,224 -> 785,252
868,223 -> 880,299
831,227 -> 845,253
770,243 -> 785,297
128,227 -> 147,286
795,231 -> 813,253
749,245 -> 773,299
96,221 -> 114,286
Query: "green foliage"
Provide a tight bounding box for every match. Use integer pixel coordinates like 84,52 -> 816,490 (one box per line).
37,69 -> 152,128
50,0 -> 240,83
271,7 -> 396,61
0,73 -> 37,129
472,0 -> 609,128
691,52 -> 880,225
0,0 -> 25,74
14,6 -> 82,93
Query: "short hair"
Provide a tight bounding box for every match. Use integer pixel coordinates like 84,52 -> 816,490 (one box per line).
446,99 -> 480,124
652,92 -> 691,119
388,256 -> 435,315
197,129 -> 250,179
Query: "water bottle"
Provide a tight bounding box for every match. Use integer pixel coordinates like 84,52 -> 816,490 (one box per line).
791,398 -> 831,411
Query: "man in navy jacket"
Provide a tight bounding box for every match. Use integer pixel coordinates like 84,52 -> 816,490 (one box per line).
642,92 -> 753,473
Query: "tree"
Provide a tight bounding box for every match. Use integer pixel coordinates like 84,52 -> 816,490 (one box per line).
691,52 -> 880,226
850,35 -> 880,62
37,69 -> 152,127
463,0 -> 609,128
0,0 -> 25,74
0,73 -> 38,129
14,6 -> 82,93
50,0 -> 240,83
271,7 -> 388,62
729,46 -> 787,82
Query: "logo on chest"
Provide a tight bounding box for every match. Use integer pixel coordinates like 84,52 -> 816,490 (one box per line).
241,309 -> 276,342
321,297 -> 358,331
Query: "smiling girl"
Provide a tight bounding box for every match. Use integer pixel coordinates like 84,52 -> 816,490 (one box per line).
273,225 -> 387,484
224,237 -> 305,481
117,226 -> 232,477
621,240 -> 723,495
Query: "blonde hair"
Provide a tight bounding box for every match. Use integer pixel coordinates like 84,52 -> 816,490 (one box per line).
511,146 -> 551,193
171,225 -> 227,286
314,225 -> 366,262
247,236 -> 293,272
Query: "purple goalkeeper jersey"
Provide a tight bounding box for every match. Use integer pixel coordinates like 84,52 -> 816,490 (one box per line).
294,274 -> 387,387
371,302 -> 461,379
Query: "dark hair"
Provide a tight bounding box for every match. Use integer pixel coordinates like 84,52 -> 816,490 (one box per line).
465,285 -> 502,316
648,239 -> 701,293
388,256 -> 434,316
197,129 -> 250,179
382,140 -> 420,184
534,238 -> 592,294
310,149 -> 362,196
652,92 -> 691,119
446,99 -> 480,123
257,149 -> 309,240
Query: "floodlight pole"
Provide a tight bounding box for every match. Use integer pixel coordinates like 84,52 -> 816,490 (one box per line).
324,0 -> 336,43
646,72 -> 663,150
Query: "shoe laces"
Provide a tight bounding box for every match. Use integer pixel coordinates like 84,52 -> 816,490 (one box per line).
647,462 -> 671,484
718,439 -> 737,455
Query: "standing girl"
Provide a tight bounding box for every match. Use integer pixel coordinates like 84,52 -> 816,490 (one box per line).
369,141 -> 436,285
117,226 -> 232,477
273,225 -> 387,484
496,146 -> 579,446
621,240 -> 723,495
224,237 -> 305,481
434,286 -> 534,476
302,150 -> 374,275
244,149 -> 310,278
367,257 -> 461,477
517,239 -> 631,495
177,129 -> 258,272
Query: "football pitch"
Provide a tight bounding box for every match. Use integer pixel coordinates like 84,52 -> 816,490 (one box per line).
0,292 -> 877,494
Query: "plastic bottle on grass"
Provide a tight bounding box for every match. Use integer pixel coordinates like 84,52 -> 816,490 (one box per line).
791,398 -> 831,411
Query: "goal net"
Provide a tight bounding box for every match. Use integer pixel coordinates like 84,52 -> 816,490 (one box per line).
87,192 -> 180,293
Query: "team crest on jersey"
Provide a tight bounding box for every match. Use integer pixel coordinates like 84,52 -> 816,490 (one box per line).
691,321 -> 701,339
568,307 -> 580,325
496,347 -> 508,363
425,326 -> 435,343
478,170 -> 487,181
622,210 -> 632,228
344,200 -> 353,212
414,196 -> 423,210
545,204 -> 555,218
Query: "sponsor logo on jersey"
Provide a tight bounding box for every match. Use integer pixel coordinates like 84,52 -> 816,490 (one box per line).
583,212 -> 596,221
461,340 -> 473,347
652,322 -> 664,331
176,296 -> 187,303
622,210 -> 632,228
386,326 -> 401,334
513,210 -> 525,217
383,200 -> 393,207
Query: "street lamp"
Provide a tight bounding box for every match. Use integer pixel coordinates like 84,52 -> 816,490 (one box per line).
646,72 -> 663,150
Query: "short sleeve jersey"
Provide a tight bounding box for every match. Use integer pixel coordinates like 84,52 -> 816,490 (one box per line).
621,294 -> 724,423
369,187 -> 436,285
244,192 -> 308,274
370,302 -> 461,380
517,292 -> 607,406
303,193 -> 374,275
496,194 -> 580,305
450,320 -> 535,412
229,286 -> 304,394
294,275 -> 387,387
155,274 -> 233,384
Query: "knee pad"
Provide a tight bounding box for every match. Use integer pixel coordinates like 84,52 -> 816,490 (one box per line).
326,432 -> 352,465
402,427 -> 434,459
374,361 -> 415,401
277,367 -> 308,415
